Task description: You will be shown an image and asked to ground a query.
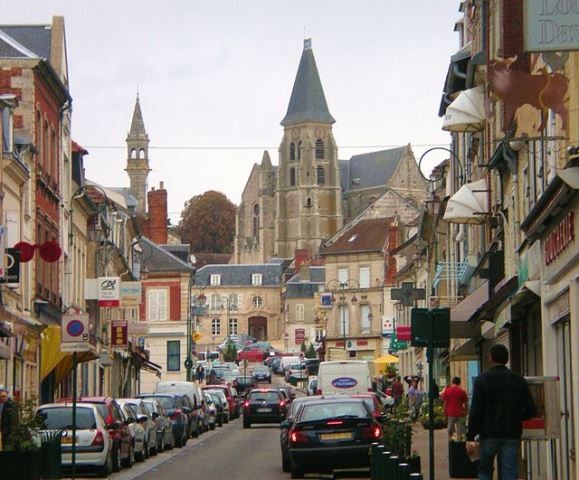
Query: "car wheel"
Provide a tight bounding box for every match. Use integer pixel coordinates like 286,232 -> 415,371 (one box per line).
282,451 -> 291,473
218,417 -> 223,427
122,442 -> 134,468
290,465 -> 305,479
243,418 -> 250,429
97,450 -> 113,477
193,421 -> 200,438
210,422 -> 216,430
136,441 -> 146,462
112,444 -> 122,472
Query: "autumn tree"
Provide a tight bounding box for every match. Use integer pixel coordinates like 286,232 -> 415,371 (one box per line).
178,191 -> 237,253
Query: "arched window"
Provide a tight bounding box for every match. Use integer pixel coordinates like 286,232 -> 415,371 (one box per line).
315,139 -> 324,159
252,203 -> 260,241
289,142 -> 295,161
139,148 -> 145,158
298,141 -> 302,160
289,168 -> 296,186
306,197 -> 312,208
316,166 -> 325,185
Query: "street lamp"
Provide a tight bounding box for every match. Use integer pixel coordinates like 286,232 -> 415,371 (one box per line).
326,279 -> 359,351
186,283 -> 206,382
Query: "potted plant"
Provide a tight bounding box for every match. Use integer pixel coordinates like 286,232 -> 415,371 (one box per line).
385,364 -> 397,379
382,399 -> 413,459
0,396 -> 43,480
406,449 -> 422,474
418,399 -> 447,430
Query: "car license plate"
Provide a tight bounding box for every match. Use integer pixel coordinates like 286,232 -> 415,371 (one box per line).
61,436 -> 75,444
257,407 -> 272,413
321,432 -> 352,441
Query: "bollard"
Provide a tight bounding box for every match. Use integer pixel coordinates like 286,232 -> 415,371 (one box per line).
370,443 -> 381,480
381,451 -> 391,480
389,455 -> 400,480
409,474 -> 423,480
398,463 -> 411,480
375,444 -> 385,479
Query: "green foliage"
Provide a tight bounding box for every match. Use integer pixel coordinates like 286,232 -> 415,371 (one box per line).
177,190 -> 237,253
4,396 -> 43,452
300,341 -> 307,353
418,399 -> 447,430
382,398 -> 414,459
222,340 -> 238,362
305,343 -> 317,359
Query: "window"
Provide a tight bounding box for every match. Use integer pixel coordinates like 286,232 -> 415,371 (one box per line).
252,273 -> 262,286
210,274 -> 221,286
316,166 -> 325,185
338,267 -> 348,284
290,142 -> 296,161
228,294 -> 238,311
211,318 -> 221,335
315,139 -> 324,159
315,327 -> 324,342
147,289 -> 168,321
210,294 -> 221,311
360,304 -> 371,334
229,318 -> 238,335
167,341 -> 180,371
253,296 -> 263,309
252,204 -> 260,241
359,267 -> 370,288
296,304 -> 305,321
339,306 -> 350,336
289,168 -> 296,186
298,141 -> 302,160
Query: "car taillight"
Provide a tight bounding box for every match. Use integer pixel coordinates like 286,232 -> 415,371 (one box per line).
289,429 -> 309,445
316,389 -> 322,395
243,400 -> 250,408
279,400 -> 286,408
327,420 -> 343,426
362,424 -> 382,440
92,430 -> 105,446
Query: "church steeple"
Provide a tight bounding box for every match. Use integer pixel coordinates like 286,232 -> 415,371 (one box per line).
125,93 -> 151,216
281,39 -> 335,127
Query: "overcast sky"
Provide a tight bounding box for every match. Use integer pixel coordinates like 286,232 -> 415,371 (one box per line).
2,1 -> 461,224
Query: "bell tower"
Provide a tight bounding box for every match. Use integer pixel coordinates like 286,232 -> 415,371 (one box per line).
125,94 -> 151,216
274,39 -> 343,258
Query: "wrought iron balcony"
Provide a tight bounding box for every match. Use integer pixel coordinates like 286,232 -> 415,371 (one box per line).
433,261 -> 475,289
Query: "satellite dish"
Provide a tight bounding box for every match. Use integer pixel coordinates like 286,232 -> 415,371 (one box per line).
190,254 -> 197,265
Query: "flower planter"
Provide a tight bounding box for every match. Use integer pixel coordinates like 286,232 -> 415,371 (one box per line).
0,450 -> 42,480
405,455 -> 421,474
448,441 -> 478,478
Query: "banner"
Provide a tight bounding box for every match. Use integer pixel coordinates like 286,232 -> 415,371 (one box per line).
111,320 -> 128,349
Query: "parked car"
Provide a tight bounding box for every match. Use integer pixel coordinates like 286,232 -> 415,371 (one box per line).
141,398 -> 175,452
118,402 -> 146,462
154,381 -> 204,438
58,396 -> 132,472
287,397 -> 381,477
118,399 -> 156,459
306,377 -> 318,396
242,388 -> 286,428
285,362 -> 308,383
237,346 -> 267,363
252,365 -> 272,383
202,384 -> 237,420
37,403 -> 114,477
137,394 -> 188,448
204,389 -> 229,426
351,393 -> 386,423
232,375 -> 257,397
203,392 -> 217,430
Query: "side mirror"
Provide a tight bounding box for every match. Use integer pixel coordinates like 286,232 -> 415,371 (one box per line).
138,415 -> 148,423
280,420 -> 289,429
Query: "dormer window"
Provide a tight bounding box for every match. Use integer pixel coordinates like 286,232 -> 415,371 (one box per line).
252,273 -> 262,286
210,274 -> 221,286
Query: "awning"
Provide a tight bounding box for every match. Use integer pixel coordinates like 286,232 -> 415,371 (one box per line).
439,46 -> 472,116
450,338 -> 479,361
443,178 -> 489,224
450,281 -> 488,338
442,86 -> 485,132
130,344 -> 162,377
40,325 -> 98,384
373,354 -> 400,365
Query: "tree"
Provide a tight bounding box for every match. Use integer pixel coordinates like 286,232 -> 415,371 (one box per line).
222,340 -> 238,362
300,341 -> 307,353
305,343 -> 317,359
178,190 -> 237,253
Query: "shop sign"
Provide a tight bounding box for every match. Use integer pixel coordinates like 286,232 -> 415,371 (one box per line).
549,291 -> 570,324
120,282 -> 142,307
382,316 -> 394,335
525,0 -> 579,51
98,277 -> 120,307
111,320 -> 128,349
544,212 -> 575,266
0,248 -> 20,284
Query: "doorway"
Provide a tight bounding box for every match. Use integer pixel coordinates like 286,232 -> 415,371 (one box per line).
248,316 -> 267,341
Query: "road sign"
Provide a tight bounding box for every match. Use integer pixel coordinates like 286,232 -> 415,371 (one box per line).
410,308 -> 451,348
61,314 -> 90,353
391,282 -> 426,307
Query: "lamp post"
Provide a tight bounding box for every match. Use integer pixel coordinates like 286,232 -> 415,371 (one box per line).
186,282 -> 206,382
326,279 -> 359,351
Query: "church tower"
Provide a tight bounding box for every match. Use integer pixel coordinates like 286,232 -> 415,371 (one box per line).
274,39 -> 343,258
125,94 -> 151,216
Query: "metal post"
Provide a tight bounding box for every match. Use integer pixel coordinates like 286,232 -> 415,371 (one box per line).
186,275 -> 193,381
341,290 -> 346,350
71,351 -> 77,480
427,310 -> 435,480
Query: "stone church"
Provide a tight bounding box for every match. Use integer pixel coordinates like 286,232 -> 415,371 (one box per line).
233,39 -> 426,264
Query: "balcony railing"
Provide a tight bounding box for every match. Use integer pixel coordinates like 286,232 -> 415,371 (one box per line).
433,261 -> 475,289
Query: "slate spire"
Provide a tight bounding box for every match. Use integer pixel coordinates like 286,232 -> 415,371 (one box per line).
281,39 -> 335,126
128,92 -> 148,139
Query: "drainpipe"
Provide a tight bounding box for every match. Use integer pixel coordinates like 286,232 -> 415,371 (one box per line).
503,145 -> 521,251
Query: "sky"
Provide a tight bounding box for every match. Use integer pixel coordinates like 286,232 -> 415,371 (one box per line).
2,1 -> 461,225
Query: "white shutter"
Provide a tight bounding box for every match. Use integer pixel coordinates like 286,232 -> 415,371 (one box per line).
359,267 -> 370,288
158,289 -> 168,321
5,211 -> 19,248
147,290 -> 159,321
296,304 -> 305,321
338,268 -> 348,284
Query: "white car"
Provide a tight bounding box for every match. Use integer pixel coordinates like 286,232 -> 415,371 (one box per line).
37,403 -> 113,477
119,398 -> 157,458
117,401 -> 147,462
306,377 -> 318,396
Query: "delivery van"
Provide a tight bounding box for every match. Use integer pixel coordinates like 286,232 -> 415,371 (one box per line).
316,360 -> 372,395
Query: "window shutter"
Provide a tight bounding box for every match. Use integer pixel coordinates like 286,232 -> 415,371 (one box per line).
359,267 -> 370,288
338,268 -> 348,284
296,304 -> 304,321
158,289 -> 168,321
148,290 -> 159,321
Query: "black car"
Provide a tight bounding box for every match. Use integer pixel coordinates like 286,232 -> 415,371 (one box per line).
252,365 -> 272,383
232,376 -> 257,397
243,388 -> 286,428
287,397 -> 382,478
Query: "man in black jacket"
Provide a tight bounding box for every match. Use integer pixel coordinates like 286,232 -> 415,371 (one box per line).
466,344 -> 536,480
0,386 -> 16,450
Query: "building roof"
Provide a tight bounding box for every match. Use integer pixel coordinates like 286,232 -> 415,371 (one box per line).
340,147 -> 406,193
140,237 -> 194,273
0,24 -> 51,59
195,263 -> 284,287
321,217 -> 394,255
281,39 -> 335,127
190,253 -> 232,270
128,94 -> 148,139
285,266 -> 325,298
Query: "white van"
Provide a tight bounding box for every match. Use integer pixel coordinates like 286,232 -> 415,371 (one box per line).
316,360 -> 372,395
280,356 -> 301,371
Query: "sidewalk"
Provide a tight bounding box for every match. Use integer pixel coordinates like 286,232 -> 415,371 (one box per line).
411,425 -> 451,480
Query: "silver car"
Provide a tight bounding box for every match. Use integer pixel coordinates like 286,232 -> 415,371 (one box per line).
118,398 -> 157,458
203,392 -> 217,430
142,398 -> 175,452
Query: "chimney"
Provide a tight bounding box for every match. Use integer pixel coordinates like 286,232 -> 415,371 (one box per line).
147,182 -> 168,244
294,249 -> 309,272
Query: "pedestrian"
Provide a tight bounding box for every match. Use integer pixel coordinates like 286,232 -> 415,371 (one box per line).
392,376 -> 404,406
466,344 -> 536,480
0,386 -> 16,450
441,377 -> 468,440
407,379 -> 421,418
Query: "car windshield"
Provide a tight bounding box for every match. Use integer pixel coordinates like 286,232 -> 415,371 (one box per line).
253,367 -> 268,373
299,402 -> 368,422
39,407 -> 97,430
249,391 -> 279,402
142,396 -> 175,409
142,401 -> 157,413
